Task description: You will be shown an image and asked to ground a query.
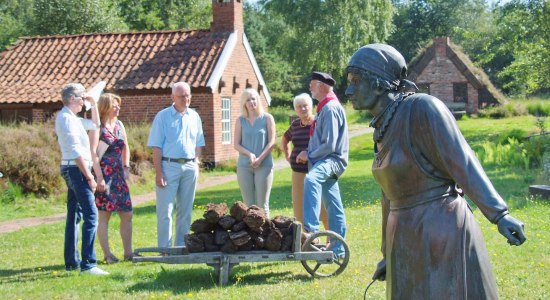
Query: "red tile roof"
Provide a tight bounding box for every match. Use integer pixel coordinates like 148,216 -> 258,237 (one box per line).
0,29 -> 229,104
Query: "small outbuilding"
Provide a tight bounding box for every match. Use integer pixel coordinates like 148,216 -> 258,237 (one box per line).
407,37 -> 506,115
0,0 -> 270,166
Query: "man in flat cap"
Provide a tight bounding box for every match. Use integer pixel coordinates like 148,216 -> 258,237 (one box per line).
296,71 -> 349,258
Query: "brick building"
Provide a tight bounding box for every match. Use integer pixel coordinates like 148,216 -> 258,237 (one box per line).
0,0 -> 270,166
407,37 -> 506,114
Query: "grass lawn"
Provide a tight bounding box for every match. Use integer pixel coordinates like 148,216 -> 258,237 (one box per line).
1,116 -> 549,299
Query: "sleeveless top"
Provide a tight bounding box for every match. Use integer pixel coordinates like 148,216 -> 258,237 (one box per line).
237,114 -> 274,168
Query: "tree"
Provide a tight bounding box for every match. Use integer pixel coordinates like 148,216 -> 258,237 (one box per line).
388,0 -> 488,61
0,0 -> 34,51
244,2 -> 302,106
117,0 -> 211,31
259,0 -> 394,93
490,0 -> 549,95
31,0 -> 127,35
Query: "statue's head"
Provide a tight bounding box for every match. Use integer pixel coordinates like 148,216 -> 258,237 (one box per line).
346,44 -> 407,89
345,44 -> 417,110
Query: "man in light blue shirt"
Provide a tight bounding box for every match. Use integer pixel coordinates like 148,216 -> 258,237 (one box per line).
55,83 -> 108,275
297,71 -> 349,258
147,82 -> 205,248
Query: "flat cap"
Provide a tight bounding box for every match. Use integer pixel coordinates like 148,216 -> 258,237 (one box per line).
311,71 -> 336,86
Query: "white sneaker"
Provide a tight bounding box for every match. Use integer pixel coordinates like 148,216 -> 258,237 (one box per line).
81,267 -> 109,276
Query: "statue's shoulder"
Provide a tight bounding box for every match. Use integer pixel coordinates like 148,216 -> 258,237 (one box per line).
404,93 -> 448,113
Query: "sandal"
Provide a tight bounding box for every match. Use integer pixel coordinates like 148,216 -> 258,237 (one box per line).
104,254 -> 120,264
124,252 -> 142,261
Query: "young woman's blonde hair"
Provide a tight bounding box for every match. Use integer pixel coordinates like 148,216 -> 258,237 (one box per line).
239,88 -> 264,117
98,93 -> 121,122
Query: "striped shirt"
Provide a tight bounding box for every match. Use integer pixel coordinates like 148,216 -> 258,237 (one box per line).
283,119 -> 311,173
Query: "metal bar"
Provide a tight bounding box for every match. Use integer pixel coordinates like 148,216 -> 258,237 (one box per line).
134,246 -> 187,255
133,251 -> 334,265
133,253 -> 222,264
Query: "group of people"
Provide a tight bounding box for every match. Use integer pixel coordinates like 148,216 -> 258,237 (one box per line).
56,84 -> 133,275
56,43 -> 527,299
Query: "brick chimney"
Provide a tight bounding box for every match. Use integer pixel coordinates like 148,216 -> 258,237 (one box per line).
211,0 -> 243,33
433,37 -> 449,57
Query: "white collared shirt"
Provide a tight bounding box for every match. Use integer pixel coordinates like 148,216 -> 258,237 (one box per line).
55,106 -> 98,162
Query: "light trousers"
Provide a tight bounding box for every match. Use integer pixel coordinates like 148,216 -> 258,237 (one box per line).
292,171 -> 328,230
156,161 -> 198,248
237,165 -> 273,217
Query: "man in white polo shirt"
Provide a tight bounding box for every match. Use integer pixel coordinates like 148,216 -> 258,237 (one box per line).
55,83 -> 108,275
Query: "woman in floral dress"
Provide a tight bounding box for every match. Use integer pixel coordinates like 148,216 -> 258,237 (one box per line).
94,93 -> 133,263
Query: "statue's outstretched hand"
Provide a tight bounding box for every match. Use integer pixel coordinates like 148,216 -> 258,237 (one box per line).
372,258 -> 386,281
497,214 -> 526,246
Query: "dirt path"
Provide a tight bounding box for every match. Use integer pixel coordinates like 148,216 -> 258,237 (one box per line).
0,127 -> 373,234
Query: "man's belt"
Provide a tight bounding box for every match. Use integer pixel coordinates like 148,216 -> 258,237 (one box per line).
60,159 -> 92,169
60,159 -> 78,166
162,157 -> 194,163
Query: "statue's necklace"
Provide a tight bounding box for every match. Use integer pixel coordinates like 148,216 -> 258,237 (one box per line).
371,93 -> 410,143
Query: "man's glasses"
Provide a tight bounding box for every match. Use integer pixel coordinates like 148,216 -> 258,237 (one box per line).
72,94 -> 84,101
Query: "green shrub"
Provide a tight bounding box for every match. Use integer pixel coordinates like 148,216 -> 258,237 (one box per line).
0,180 -> 24,204
0,121 -> 154,197
523,135 -> 549,168
478,106 -> 511,119
498,129 -> 526,145
478,102 -> 528,119
0,122 -> 62,195
477,138 -> 529,169
125,122 -> 153,166
526,102 -> 550,117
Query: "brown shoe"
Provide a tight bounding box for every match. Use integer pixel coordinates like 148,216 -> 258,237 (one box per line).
104,254 -> 119,264
301,232 -> 320,245
124,252 -> 143,261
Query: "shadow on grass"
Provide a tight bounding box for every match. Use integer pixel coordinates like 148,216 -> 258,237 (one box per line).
127,263 -> 312,293
0,264 -> 69,284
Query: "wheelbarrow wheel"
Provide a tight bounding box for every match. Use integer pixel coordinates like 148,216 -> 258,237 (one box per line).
301,230 -> 350,278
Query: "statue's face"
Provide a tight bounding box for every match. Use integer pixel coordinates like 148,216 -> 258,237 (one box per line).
345,72 -> 378,110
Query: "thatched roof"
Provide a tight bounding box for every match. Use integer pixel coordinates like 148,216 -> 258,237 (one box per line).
408,37 -> 507,105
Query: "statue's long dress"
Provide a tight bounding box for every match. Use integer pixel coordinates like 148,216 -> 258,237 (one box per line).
372,94 -> 508,299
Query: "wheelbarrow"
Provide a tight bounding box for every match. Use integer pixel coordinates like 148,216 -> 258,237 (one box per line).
133,224 -> 350,285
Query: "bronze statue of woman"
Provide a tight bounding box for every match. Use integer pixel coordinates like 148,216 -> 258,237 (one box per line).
345,44 -> 526,299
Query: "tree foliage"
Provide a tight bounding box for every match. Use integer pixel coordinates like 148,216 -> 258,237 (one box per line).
259,0 -> 394,93
244,3 -> 302,106
489,0 -> 549,95
117,0 -> 211,31
388,0 -> 548,95
0,0 -> 547,97
388,0 -> 488,61
0,0 -> 33,50
31,0 -> 127,35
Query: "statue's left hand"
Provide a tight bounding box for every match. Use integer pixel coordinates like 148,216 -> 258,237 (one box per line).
497,214 -> 527,246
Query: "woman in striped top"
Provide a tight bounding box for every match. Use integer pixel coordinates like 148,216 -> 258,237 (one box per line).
282,93 -> 328,230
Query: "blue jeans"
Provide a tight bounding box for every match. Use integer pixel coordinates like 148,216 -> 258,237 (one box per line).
303,159 -> 347,257
60,165 -> 98,271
